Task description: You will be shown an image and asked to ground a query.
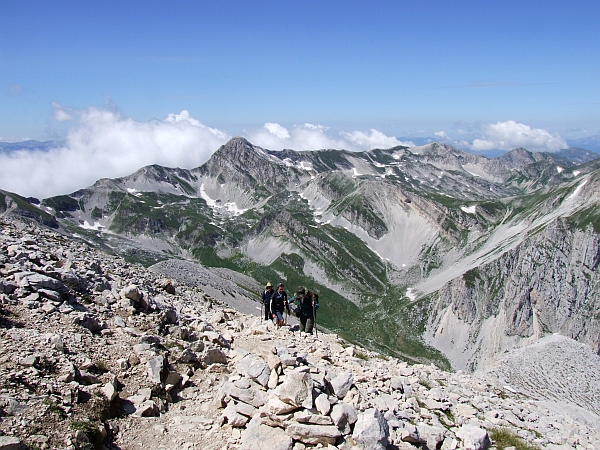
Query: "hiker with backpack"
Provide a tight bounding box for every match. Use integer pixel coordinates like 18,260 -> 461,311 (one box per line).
270,283 -> 288,327
290,286 -> 319,334
261,282 -> 275,321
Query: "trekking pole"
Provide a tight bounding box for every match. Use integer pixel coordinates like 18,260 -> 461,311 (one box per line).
312,300 -> 318,338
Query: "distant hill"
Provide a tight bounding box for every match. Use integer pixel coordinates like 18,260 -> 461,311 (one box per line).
555,147 -> 600,164
567,135 -> 600,153
0,140 -> 64,153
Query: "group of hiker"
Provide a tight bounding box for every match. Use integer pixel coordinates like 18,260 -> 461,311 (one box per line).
261,282 -> 319,334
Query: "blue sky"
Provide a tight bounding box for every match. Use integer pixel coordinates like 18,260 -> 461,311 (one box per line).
1,0 -> 600,197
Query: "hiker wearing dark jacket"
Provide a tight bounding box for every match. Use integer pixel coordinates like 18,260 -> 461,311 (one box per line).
261,282 -> 275,321
291,286 -> 319,334
270,283 -> 288,327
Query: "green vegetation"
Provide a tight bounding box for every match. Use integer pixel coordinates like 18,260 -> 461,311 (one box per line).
43,194 -> 80,212
70,420 -> 103,449
567,205 -> 600,232
462,268 -> 482,289
489,427 -> 541,450
91,206 -> 103,219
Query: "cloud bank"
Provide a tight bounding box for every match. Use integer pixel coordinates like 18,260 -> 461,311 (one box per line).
461,120 -> 567,152
247,123 -> 413,151
0,106 -> 230,199
0,106 -> 411,199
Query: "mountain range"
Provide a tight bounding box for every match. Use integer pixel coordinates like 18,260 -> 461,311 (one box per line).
1,137 -> 599,371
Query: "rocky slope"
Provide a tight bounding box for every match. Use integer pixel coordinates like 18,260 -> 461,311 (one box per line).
1,215 -> 599,450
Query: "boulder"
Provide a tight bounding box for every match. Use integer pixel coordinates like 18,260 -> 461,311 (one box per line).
236,354 -> 270,387
330,371 -> 354,399
276,369 -> 314,410
455,424 -> 490,450
285,423 -> 341,446
240,416 -> 293,450
352,408 -> 389,450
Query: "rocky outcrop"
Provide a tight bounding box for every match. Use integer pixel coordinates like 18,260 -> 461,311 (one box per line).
0,216 -> 598,449
426,218 -> 600,372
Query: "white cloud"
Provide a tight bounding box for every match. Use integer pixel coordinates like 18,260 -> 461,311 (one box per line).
434,131 -> 449,139
341,129 -> 414,149
0,108 -> 230,198
0,106 -> 414,199
52,102 -> 73,122
264,122 -> 290,139
467,120 -> 567,152
247,123 -> 413,151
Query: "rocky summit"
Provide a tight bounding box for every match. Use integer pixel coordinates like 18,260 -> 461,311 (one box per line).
0,215 -> 598,450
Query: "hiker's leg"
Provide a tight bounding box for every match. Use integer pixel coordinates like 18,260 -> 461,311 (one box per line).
305,317 -> 314,334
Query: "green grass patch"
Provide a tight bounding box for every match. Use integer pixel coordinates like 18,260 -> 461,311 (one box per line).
489,427 -> 541,450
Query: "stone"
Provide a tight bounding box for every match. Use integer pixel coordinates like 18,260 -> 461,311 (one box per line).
146,355 -> 165,384
330,402 -> 358,434
416,424 -> 447,450
294,410 -> 333,425
120,285 -> 141,302
200,346 -> 228,365
72,312 -> 104,334
16,272 -> 68,293
268,368 -> 279,389
223,402 -> 250,427
102,381 -> 118,402
285,423 -> 342,446
276,370 -> 314,410
455,424 -> 490,450
134,400 -> 159,417
330,371 -> 354,399
314,393 -> 331,416
352,408 -> 389,450
266,396 -> 299,415
240,416 -> 293,450
236,354 -> 271,387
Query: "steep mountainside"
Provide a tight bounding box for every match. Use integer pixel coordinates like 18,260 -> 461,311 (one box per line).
6,137 -> 599,370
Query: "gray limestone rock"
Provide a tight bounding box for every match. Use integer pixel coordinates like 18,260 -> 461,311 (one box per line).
416,423 -> 447,450
330,401 -> 358,434
146,355 -> 165,384
276,370 -> 314,410
330,371 -> 354,399
352,408 -> 389,450
72,312 -> 105,334
236,354 -> 270,387
455,424 -> 490,450
240,416 -> 293,450
285,423 -> 341,446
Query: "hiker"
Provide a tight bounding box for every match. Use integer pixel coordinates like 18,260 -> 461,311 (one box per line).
261,282 -> 275,321
270,283 -> 288,327
291,286 -> 319,334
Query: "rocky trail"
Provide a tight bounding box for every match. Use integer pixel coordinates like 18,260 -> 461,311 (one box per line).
0,216 -> 598,450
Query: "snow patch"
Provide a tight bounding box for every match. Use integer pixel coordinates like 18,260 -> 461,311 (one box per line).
573,170 -> 581,176
79,221 -> 104,231
557,166 -> 564,173
567,179 -> 588,200
200,183 -> 248,216
460,205 -> 477,214
405,288 -> 418,302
